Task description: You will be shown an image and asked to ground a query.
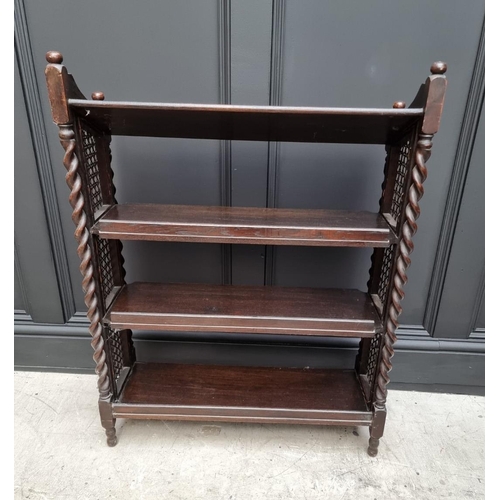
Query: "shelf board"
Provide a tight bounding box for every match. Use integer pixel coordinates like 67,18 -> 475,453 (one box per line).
103,282 -> 382,337
113,362 -> 372,425
69,99 -> 423,144
92,204 -> 397,247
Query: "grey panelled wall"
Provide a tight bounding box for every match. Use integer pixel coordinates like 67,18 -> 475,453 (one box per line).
14,269 -> 25,311
14,50 -> 71,324
21,0 -> 223,310
434,105 -> 485,339
230,0 -> 273,285
14,0 -> 484,392
275,0 -> 484,326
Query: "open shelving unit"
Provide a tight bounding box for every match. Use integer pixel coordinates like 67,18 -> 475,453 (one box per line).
45,51 -> 447,456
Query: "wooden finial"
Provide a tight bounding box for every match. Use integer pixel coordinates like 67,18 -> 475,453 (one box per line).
430,61 -> 447,75
46,51 -> 63,64
393,101 -> 406,109
92,92 -> 105,101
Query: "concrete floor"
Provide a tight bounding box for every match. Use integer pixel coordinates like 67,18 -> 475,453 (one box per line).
14,371 -> 484,499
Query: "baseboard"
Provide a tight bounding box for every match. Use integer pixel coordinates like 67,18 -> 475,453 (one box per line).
14,316 -> 485,394
390,382 -> 484,396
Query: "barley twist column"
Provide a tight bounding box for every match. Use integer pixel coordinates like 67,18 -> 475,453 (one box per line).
368,133 -> 433,457
59,124 -> 116,446
59,124 -> 111,398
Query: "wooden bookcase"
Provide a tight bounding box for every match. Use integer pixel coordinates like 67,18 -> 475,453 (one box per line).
45,52 -> 447,456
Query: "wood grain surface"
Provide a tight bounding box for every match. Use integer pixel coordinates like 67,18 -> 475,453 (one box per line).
93,204 -> 397,247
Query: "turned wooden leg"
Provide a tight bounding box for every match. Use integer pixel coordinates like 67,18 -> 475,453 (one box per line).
99,397 -> 117,447
368,437 -> 379,457
368,405 -> 386,457
104,423 -> 117,447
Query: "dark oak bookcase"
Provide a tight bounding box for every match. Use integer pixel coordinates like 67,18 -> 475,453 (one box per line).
45,52 -> 447,456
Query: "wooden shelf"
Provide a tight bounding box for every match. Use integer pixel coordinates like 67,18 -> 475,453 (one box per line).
93,204 -> 397,247
103,282 -> 382,337
68,99 -> 423,144
113,362 -> 372,425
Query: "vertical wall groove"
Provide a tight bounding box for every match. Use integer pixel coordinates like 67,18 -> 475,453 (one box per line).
423,19 -> 485,335
14,0 -> 75,320
14,242 -> 30,315
468,269 -> 485,339
218,0 -> 232,284
264,0 -> 286,285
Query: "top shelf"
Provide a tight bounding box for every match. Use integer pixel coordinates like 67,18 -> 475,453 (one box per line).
68,100 -> 423,144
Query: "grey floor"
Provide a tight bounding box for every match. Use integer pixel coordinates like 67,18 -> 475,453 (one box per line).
14,371 -> 484,499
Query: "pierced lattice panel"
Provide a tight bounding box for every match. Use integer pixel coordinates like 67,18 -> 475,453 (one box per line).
390,138 -> 412,228
108,329 -> 124,382
81,126 -> 103,215
96,237 -> 115,303
366,332 -> 382,389
377,245 -> 395,311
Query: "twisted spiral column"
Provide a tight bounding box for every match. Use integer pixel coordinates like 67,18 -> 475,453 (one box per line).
59,124 -> 111,400
374,134 -> 433,408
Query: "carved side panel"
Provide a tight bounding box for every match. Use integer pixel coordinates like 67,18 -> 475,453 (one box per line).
105,327 -> 126,395
96,237 -> 115,306
58,124 -> 111,400
75,119 -> 120,309
108,329 -> 125,376
372,129 -> 417,307
374,134 -> 433,408
389,137 -> 414,232
362,128 -> 419,400
81,126 -> 104,213
74,118 -> 133,393
376,245 -> 396,312
365,331 -> 382,391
